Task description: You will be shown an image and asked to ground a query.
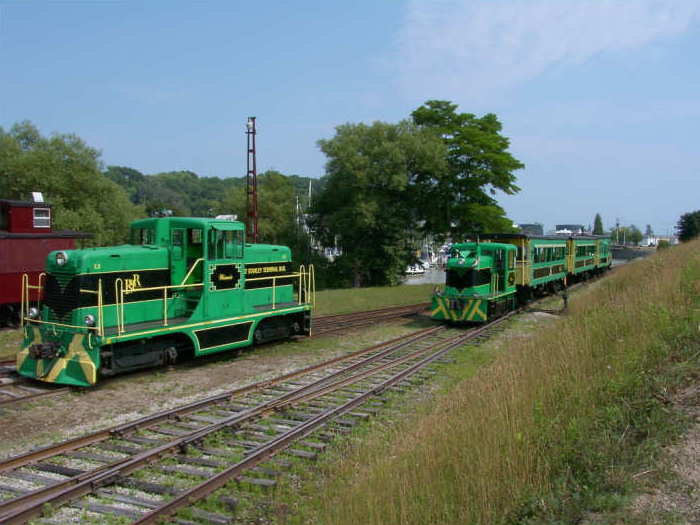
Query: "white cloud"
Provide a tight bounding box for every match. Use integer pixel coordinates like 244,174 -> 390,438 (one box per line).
394,1 -> 700,103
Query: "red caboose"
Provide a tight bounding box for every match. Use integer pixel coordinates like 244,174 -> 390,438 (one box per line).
0,195 -> 91,327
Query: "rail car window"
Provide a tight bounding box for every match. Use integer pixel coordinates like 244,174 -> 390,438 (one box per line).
576,244 -> 596,257
33,208 -> 51,228
132,228 -> 155,245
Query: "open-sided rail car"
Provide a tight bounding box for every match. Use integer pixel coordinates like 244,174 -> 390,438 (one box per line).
432,233 -> 611,324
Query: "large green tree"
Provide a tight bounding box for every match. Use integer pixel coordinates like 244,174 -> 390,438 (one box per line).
1,121 -> 143,245
411,100 -> 523,238
677,210 -> 700,242
310,120 -> 447,287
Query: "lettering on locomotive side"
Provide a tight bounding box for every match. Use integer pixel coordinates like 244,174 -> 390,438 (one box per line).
244,264 -> 288,276
124,273 -> 143,294
244,262 -> 294,290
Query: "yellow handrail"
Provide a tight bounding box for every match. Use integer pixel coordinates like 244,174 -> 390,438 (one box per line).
98,279 -> 104,337
115,278 -> 124,335
180,258 -> 203,286
20,272 -> 45,328
21,263 -> 317,337
297,265 -> 315,306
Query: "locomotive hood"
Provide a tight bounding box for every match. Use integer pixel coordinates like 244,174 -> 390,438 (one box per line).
46,244 -> 170,274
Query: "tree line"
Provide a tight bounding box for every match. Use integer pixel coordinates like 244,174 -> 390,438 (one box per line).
3,102 -> 698,288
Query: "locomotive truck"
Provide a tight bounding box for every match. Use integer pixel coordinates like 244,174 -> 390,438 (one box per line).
17,216 -> 314,386
432,233 -> 611,323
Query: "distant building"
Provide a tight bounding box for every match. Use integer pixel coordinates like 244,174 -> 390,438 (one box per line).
517,223 -> 544,236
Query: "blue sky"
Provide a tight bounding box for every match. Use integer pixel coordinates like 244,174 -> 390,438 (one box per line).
2,1 -> 699,236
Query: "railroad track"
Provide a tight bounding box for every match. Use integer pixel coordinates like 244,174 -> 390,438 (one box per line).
0,312 -> 515,524
1,362 -> 72,407
311,303 -> 429,336
0,304 -> 428,408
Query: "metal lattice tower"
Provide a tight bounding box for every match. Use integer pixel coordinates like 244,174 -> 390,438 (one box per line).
245,117 -> 258,244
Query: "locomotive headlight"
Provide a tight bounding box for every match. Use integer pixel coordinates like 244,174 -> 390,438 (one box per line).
28,307 -> 39,319
84,314 -> 96,327
55,251 -> 68,267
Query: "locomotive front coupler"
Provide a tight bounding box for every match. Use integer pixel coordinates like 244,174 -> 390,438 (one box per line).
29,342 -> 61,359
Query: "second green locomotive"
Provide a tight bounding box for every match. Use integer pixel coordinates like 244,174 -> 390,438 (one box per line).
18,217 -> 314,386
432,234 -> 611,323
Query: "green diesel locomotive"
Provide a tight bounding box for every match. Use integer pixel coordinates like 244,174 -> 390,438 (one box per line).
431,234 -> 611,323
18,217 -> 314,386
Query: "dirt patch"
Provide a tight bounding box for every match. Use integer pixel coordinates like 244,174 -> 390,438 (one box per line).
625,383 -> 700,524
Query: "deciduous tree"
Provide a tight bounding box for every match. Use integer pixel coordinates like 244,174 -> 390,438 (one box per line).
1,121 -> 143,245
677,210 -> 700,242
411,100 -> 524,238
311,120 -> 447,286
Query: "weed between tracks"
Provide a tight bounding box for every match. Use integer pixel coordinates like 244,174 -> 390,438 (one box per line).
279,241 -> 699,525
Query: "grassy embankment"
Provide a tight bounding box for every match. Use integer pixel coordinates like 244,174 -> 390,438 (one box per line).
298,240 -> 699,524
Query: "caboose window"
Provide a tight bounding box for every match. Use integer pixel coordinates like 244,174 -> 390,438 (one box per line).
33,207 -> 51,228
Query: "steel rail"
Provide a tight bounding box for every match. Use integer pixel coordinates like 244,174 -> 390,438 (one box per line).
0,385 -> 71,406
312,303 -> 428,324
0,326 -> 446,524
0,325 -> 441,475
134,312 -> 515,524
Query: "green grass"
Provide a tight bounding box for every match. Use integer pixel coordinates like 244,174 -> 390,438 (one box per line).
0,328 -> 22,361
288,240 -> 700,525
313,284 -> 433,316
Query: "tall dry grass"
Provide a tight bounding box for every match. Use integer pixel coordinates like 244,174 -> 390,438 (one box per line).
315,240 -> 699,524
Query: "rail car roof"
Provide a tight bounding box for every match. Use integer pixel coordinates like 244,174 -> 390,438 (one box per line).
477,233 -> 608,241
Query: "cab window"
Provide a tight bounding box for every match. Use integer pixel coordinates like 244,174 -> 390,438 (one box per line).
208,228 -> 244,259
132,228 -> 155,245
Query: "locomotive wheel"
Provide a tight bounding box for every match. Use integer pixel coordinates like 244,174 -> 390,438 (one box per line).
164,345 -> 177,365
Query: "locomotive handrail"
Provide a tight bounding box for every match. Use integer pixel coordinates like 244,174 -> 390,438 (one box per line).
243,265 -> 315,310
20,272 -> 45,328
298,264 -> 315,306
24,264 -> 314,341
98,279 -> 104,337
110,279 -> 205,336
79,282 -> 105,337
115,278 -> 125,335
180,258 -> 204,286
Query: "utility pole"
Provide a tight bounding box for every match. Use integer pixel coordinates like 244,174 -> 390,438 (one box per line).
245,117 -> 258,243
